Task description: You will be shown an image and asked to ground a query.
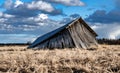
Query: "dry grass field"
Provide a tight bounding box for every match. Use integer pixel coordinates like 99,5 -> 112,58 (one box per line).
0,45 -> 120,73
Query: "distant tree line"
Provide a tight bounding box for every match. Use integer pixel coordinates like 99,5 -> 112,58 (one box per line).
97,38 -> 120,45
0,42 -> 31,46
0,39 -> 120,46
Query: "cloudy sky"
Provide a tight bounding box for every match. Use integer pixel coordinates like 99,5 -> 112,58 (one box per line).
0,0 -> 120,43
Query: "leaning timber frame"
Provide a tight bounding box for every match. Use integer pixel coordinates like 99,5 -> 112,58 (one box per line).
28,18 -> 98,49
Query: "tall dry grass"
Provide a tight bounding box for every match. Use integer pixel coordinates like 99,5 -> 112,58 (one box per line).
0,45 -> 120,73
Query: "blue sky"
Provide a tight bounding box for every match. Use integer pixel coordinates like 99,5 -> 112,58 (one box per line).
0,0 -> 120,43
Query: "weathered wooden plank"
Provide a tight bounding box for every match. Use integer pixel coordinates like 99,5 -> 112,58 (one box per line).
76,22 -> 89,48
35,29 -> 75,49
68,23 -> 85,49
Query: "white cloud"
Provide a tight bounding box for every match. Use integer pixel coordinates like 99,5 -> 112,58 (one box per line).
4,14 -> 15,18
34,14 -> 46,22
0,12 -> 3,17
14,0 -> 23,8
0,23 -> 14,30
0,18 -> 7,23
91,23 -> 102,30
46,0 -> 85,6
26,13 -> 48,23
27,1 -> 54,12
0,12 -> 14,18
34,14 -> 48,22
17,25 -> 38,31
109,26 -> 120,39
91,23 -> 120,39
4,0 -> 13,9
39,14 -> 48,20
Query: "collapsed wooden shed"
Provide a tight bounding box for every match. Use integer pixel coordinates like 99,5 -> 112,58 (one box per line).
28,18 -> 98,49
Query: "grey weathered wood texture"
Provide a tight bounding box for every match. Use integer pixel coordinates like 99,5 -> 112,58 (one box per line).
28,18 -> 98,49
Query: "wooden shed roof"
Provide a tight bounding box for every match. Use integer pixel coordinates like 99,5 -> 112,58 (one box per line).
28,18 -> 97,48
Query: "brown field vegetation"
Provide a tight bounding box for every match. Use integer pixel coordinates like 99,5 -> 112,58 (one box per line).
0,45 -> 120,73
